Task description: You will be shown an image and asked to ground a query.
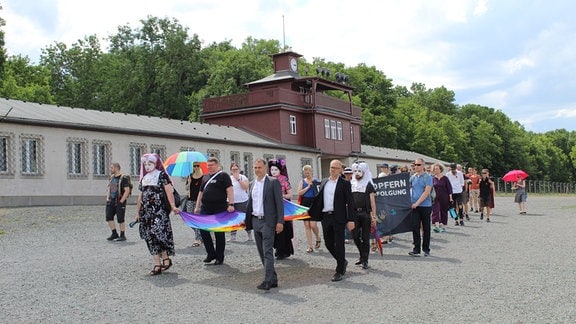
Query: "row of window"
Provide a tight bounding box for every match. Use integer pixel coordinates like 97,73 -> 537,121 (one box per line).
0,133 -> 314,181
289,115 -> 346,142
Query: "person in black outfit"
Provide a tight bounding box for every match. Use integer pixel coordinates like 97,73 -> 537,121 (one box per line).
350,162 -> 377,269
268,159 -> 294,260
106,162 -> 131,241
194,157 -> 234,265
306,159 -> 356,282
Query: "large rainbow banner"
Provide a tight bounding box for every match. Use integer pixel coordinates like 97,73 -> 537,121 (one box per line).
179,199 -> 309,232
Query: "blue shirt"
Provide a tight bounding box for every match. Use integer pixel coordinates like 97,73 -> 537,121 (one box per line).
410,172 -> 433,207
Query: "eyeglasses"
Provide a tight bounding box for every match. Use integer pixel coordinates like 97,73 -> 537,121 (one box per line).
193,165 -> 200,168
414,164 -> 422,166
482,172 -> 488,174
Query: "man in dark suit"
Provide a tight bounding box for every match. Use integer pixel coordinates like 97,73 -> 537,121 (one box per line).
245,158 -> 285,291
307,159 -> 356,282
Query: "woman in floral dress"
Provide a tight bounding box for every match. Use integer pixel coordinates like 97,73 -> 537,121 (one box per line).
134,153 -> 179,275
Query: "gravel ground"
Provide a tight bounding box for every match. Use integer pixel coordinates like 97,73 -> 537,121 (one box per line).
1,195 -> 575,323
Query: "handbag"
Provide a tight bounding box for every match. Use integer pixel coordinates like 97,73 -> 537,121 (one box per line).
448,207 -> 458,219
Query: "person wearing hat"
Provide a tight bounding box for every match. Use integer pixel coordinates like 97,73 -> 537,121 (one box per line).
343,167 -> 353,181
378,163 -> 389,177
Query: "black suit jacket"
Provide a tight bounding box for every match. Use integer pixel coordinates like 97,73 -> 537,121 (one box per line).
244,176 -> 284,231
308,177 -> 356,223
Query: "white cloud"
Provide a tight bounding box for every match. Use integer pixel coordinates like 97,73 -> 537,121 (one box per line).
3,0 -> 576,132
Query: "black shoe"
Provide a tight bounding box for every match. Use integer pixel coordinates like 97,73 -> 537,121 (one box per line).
271,281 -> 278,288
276,254 -> 286,260
342,260 -> 348,275
107,232 -> 119,241
475,210 -> 479,213
213,259 -> 224,265
203,256 -> 216,263
455,221 -> 459,226
459,220 -> 464,226
408,251 -> 421,257
486,218 -> 491,222
116,236 -> 126,241
424,251 -> 430,257
465,214 -> 470,221
355,260 -> 362,266
331,273 -> 343,282
162,258 -> 172,270
362,261 -> 370,269
257,281 -> 272,290
480,213 -> 484,220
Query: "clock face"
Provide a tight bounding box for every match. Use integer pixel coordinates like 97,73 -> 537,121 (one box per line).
290,58 -> 298,72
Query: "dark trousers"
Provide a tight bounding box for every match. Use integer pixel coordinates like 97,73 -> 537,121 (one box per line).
199,206 -> 226,261
321,215 -> 347,274
353,211 -> 371,263
411,206 -> 432,253
253,217 -> 277,284
200,230 -> 225,262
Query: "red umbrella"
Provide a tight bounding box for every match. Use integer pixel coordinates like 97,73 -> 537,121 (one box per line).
502,169 -> 529,182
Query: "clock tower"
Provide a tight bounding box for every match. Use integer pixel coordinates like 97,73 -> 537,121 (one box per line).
272,51 -> 302,74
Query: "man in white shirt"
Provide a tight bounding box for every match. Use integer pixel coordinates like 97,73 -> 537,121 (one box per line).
446,163 -> 465,226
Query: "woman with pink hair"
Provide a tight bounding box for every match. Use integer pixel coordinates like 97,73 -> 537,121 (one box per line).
133,153 -> 179,275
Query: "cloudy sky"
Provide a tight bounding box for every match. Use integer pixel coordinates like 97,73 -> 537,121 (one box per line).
3,0 -> 576,133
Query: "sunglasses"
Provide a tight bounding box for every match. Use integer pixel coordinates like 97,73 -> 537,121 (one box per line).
413,163 -> 422,166
193,165 -> 200,168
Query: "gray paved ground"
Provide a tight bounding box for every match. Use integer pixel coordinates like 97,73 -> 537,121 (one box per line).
1,195 -> 575,323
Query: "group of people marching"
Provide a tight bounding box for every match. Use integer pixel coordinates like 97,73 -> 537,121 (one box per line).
104,154 -> 524,290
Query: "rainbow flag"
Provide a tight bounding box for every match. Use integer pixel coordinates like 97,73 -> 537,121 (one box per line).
179,199 -> 310,232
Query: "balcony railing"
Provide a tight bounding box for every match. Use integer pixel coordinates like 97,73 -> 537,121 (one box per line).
203,88 -> 361,118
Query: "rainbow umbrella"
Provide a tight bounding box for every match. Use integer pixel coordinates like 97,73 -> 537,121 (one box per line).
163,151 -> 208,177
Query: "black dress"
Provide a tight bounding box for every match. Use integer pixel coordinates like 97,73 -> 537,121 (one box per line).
274,175 -> 294,258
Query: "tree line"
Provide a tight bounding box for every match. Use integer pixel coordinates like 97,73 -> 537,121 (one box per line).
1,15 -> 575,182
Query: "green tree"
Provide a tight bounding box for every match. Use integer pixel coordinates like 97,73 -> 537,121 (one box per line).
0,6 -> 6,78
0,55 -> 53,102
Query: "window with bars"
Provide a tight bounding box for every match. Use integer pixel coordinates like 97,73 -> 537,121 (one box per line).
150,144 -> 166,160
206,149 -> 220,161
93,140 -> 111,177
230,151 -> 240,166
243,153 -> 253,181
129,143 -> 147,176
69,143 -> 82,174
263,153 -> 274,162
20,135 -> 43,176
0,136 -> 7,173
301,158 -> 313,169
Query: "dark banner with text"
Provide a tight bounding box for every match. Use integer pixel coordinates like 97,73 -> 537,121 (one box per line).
373,172 -> 413,236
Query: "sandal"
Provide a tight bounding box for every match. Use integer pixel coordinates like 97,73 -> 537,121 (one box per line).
192,241 -> 201,247
162,258 -> 172,270
149,265 -> 163,276
306,247 -> 314,253
371,241 -> 377,252
315,240 -> 321,249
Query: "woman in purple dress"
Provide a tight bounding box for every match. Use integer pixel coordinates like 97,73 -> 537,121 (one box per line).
431,163 -> 453,232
